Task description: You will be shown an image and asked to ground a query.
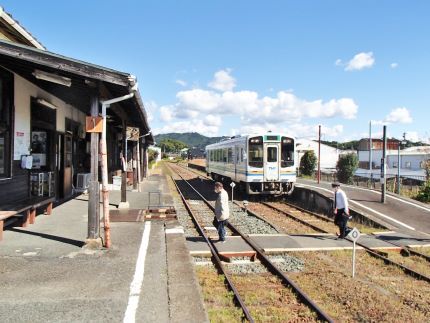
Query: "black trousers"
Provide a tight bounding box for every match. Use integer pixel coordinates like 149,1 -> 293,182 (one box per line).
335,208 -> 348,238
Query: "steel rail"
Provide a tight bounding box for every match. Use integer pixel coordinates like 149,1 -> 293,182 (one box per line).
282,200 -> 335,223
171,165 -> 335,323
279,200 -> 430,262
170,173 -> 255,323
264,201 -> 430,283
261,202 -> 328,233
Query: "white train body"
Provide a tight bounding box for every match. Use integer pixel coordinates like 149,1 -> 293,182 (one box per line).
205,133 -> 296,195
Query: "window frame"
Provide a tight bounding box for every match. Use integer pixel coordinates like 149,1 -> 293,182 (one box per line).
0,67 -> 14,179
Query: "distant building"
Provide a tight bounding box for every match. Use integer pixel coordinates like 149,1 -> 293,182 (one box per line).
295,138 -> 341,173
355,139 -> 429,181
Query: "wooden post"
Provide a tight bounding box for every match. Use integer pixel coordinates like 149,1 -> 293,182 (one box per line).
87,95 -> 100,240
144,146 -> 148,178
101,103 -> 111,248
133,142 -> 138,190
121,120 -> 127,203
137,138 -> 142,187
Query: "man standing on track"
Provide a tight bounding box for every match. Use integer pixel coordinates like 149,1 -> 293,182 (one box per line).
332,182 -> 350,239
214,182 -> 230,242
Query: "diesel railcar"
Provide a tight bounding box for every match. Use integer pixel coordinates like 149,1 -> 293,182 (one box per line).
205,133 -> 296,195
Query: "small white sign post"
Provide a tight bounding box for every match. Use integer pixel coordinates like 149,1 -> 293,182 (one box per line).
230,182 -> 236,202
347,227 -> 361,278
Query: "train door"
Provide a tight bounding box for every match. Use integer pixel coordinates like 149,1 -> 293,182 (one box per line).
264,144 -> 280,181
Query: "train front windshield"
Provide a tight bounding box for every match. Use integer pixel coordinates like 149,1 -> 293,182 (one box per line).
281,137 -> 294,167
248,136 -> 263,167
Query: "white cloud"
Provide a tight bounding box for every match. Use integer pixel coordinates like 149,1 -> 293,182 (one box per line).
208,68 -> 236,91
344,52 -> 375,71
153,69 -> 360,138
175,79 -> 187,87
335,59 -> 342,66
371,107 -> 413,126
239,123 -> 344,140
159,105 -> 174,122
405,131 -> 419,142
204,114 -> 222,127
390,63 -> 398,69
384,107 -> 412,124
143,100 -> 157,122
168,89 -> 357,125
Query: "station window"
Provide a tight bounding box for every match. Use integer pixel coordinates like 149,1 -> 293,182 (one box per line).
405,161 -> 411,169
0,68 -> 13,178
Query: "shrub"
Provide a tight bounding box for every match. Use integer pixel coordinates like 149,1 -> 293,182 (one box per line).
416,181 -> 430,203
300,151 -> 317,176
336,153 -> 358,184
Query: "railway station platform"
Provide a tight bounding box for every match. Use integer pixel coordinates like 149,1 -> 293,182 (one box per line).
0,167 -> 208,323
296,179 -> 430,236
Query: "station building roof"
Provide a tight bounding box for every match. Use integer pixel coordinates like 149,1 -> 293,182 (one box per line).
0,39 -> 153,145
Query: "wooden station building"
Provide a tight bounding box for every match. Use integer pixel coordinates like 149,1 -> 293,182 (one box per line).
0,7 -> 153,241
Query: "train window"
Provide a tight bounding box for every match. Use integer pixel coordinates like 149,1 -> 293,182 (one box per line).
228,148 -> 233,164
267,147 -> 277,162
281,137 -> 294,167
223,149 -> 228,163
240,148 -> 244,162
249,136 -> 263,168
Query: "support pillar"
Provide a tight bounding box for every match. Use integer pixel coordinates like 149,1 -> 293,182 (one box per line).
119,120 -> 129,209
87,95 -> 101,242
132,141 -> 138,190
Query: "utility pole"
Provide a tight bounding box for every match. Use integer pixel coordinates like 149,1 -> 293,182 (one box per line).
369,121 -> 372,171
397,140 -> 401,194
318,125 -> 321,184
381,125 -> 387,203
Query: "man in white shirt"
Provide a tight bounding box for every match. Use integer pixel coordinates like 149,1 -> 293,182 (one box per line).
214,182 -> 230,242
332,182 -> 350,239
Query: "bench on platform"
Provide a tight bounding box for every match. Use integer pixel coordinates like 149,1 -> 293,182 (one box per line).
0,196 -> 55,241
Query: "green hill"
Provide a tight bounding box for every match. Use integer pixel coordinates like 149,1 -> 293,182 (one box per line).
154,132 -> 228,149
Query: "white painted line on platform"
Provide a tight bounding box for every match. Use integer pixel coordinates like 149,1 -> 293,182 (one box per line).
165,227 -> 184,234
298,181 -> 430,213
123,221 -> 152,323
349,200 -> 415,230
298,183 -> 416,231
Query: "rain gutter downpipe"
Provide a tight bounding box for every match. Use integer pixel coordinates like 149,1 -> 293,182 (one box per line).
100,84 -> 137,248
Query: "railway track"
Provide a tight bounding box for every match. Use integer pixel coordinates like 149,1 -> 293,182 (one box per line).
177,162 -> 430,278
168,163 -> 334,322
254,200 -> 430,283
172,162 -> 430,320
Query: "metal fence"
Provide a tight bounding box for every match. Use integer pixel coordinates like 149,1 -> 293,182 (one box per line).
309,172 -> 427,196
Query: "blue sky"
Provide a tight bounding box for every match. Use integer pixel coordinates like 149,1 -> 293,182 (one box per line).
2,1 -> 430,142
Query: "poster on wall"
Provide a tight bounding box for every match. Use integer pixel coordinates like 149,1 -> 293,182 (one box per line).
14,131 -> 30,160
31,131 -> 47,168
